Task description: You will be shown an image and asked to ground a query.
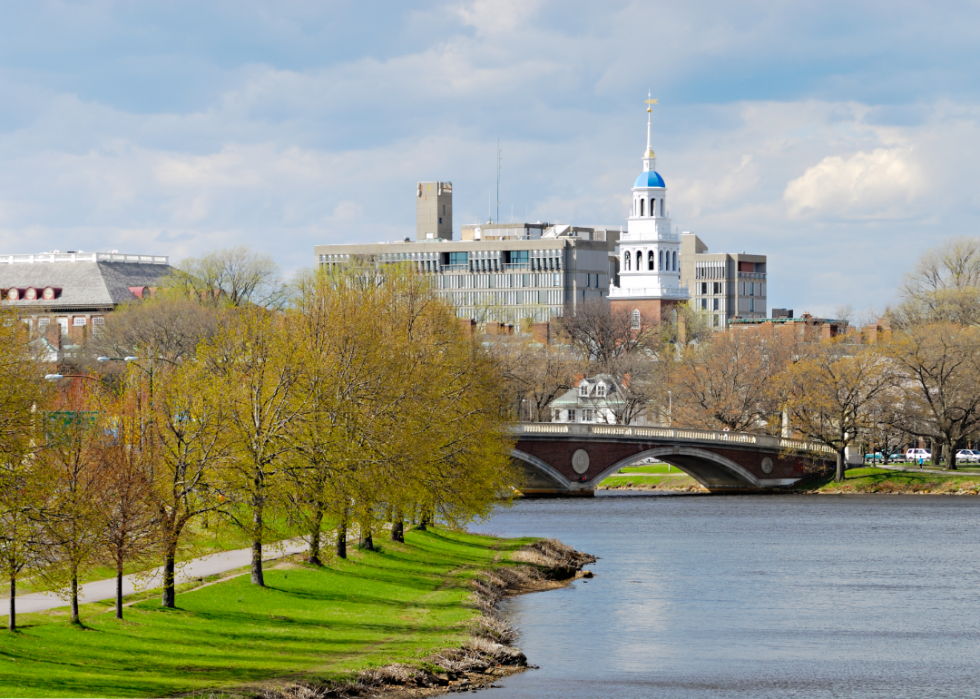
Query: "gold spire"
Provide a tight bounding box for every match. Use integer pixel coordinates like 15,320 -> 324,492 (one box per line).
644,92 -> 658,158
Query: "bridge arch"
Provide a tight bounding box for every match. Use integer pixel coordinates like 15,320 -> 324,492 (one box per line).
588,447 -> 764,489
511,448 -> 576,491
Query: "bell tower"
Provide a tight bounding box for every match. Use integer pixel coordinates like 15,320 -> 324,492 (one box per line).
608,94 -> 689,327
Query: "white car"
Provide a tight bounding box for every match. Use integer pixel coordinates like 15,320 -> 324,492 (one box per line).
906,448 -> 931,463
955,449 -> 980,464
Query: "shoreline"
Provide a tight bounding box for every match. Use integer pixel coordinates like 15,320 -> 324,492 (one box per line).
236,539 -> 597,699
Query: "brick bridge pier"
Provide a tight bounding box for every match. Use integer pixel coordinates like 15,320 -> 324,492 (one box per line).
510,423 -> 835,496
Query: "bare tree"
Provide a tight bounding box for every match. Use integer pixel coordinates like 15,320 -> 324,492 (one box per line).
559,300 -> 651,365
777,338 -> 896,482
88,297 -> 219,366
167,246 -> 287,308
892,237 -> 980,326
886,324 -> 980,469
488,336 -> 579,421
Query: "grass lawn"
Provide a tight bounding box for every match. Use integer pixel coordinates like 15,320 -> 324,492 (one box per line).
616,464 -> 678,474
800,467 -> 980,494
597,474 -> 702,491
0,528 -> 536,698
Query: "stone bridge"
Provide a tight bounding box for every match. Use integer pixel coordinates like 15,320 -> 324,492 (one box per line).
510,423 -> 836,496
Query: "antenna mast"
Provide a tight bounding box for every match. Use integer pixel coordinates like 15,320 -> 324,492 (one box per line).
496,139 -> 502,224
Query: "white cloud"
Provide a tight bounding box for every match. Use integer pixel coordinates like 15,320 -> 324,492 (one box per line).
783,147 -> 924,219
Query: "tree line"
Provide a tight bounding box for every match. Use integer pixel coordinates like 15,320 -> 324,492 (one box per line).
492,236 -> 980,483
0,259 -> 517,631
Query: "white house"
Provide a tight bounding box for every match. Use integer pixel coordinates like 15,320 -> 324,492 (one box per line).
548,375 -> 624,424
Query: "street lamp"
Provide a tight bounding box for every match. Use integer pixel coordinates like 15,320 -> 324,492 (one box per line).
45,373 -> 100,382
97,356 -> 138,363
668,390 -> 672,427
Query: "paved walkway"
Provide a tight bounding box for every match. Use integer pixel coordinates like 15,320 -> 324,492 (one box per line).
0,539 -> 311,616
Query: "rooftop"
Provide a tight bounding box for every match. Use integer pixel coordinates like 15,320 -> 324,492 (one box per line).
0,251 -> 169,265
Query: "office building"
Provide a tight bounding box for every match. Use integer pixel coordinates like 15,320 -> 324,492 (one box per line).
679,233 -> 767,329
316,179 -> 616,324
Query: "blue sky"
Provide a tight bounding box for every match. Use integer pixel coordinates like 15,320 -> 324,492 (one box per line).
2,0 -> 980,316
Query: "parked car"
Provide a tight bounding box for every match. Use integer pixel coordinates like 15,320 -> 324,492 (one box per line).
906,448 -> 931,464
955,449 -> 980,463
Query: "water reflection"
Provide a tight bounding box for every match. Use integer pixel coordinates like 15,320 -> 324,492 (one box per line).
479,493 -> 980,698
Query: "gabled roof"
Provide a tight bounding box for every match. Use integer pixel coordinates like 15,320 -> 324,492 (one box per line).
548,374 -> 626,409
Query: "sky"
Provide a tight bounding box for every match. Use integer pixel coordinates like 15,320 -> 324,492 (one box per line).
2,1 -> 980,316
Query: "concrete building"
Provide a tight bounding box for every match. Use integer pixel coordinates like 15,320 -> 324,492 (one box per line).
316,180 -> 618,325
316,227 -> 615,324
608,97 -> 688,328
416,181 -> 453,241
679,232 -> 767,329
0,250 -> 173,348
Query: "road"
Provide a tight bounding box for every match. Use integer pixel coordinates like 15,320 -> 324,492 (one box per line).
0,539 -> 310,616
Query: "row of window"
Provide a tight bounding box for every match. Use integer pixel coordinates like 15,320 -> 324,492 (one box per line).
439,273 -> 563,290
24,315 -> 105,333
623,248 -> 677,272
694,264 -> 725,280
697,281 -> 726,296
439,290 -> 565,307
740,282 -> 765,297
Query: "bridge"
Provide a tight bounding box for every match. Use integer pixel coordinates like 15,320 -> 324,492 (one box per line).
510,423 -> 836,496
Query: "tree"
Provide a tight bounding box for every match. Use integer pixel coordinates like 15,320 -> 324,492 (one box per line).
88,296 -> 219,366
776,338 -> 895,482
488,336 -> 578,422
0,310 -> 50,631
95,391 -> 160,619
200,308 -> 308,586
169,246 -> 286,308
35,382 -> 106,625
892,237 -> 980,326
674,325 -> 794,433
559,299 -> 651,364
885,324 -> 980,469
151,360 -> 229,608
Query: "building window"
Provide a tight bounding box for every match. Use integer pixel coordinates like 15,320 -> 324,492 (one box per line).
38,317 -> 50,327
624,251 -> 631,271
438,217 -> 442,224
650,198 -> 655,217
640,199 -> 645,217
631,309 -> 641,329
581,409 -> 594,423
713,298 -> 719,311
701,282 -> 707,295
648,251 -> 654,270
672,250 -> 677,271
568,409 -> 577,423
73,317 -> 86,326
596,384 -> 606,397
579,384 -> 589,397
661,199 -> 665,216
659,250 -> 663,270
701,299 -> 707,310
713,282 -> 721,294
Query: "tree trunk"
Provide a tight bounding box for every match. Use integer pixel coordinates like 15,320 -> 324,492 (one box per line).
250,492 -> 264,587
416,509 -> 428,531
336,518 -> 347,559
307,503 -> 324,566
835,450 -> 846,483
391,511 -> 404,543
161,546 -> 177,608
116,562 -> 124,620
70,574 -> 79,625
359,524 -> 374,551
945,442 -> 957,470
8,575 -> 15,632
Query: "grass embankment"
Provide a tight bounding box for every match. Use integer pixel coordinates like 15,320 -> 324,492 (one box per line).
799,466 -> 980,494
0,528 -> 539,698
596,474 -> 703,492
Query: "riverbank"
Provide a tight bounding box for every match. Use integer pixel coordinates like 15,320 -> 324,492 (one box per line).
596,466 -> 980,495
0,529 -> 594,698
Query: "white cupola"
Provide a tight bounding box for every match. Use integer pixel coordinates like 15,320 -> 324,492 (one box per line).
608,93 -> 688,304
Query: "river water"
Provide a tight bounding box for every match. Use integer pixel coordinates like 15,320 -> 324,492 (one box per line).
479,493 -> 980,698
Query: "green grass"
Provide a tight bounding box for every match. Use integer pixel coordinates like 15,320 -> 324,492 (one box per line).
0,528 -> 536,698
617,464 -> 679,474
800,467 -> 980,494
597,474 -> 701,490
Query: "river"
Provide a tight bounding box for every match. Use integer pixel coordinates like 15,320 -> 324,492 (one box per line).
479,492 -> 980,698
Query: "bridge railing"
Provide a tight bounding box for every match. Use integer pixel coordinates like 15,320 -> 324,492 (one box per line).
512,423 -> 836,456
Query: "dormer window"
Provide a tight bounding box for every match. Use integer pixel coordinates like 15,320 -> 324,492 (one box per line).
579,383 -> 589,397
596,384 -> 606,398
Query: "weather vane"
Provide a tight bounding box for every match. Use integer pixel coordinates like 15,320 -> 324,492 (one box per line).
644,90 -> 658,113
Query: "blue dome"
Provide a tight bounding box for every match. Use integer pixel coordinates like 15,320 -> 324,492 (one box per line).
634,170 -> 666,188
